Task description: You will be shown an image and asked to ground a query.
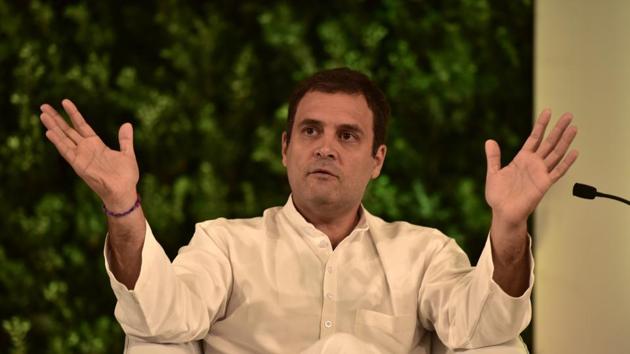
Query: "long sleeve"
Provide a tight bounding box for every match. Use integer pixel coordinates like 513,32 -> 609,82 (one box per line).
417,233 -> 533,349
104,221 -> 233,342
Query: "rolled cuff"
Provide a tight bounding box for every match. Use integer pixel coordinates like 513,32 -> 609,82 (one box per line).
465,234 -> 533,347
103,220 -> 176,337
476,234 -> 535,300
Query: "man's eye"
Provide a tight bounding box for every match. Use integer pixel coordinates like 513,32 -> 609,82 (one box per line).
340,132 -> 356,141
304,127 -> 317,136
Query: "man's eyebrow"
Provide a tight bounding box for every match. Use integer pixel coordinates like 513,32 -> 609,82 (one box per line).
298,118 -> 324,128
298,119 -> 364,135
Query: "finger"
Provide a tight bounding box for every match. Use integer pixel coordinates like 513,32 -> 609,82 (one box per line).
40,113 -> 79,149
522,109 -> 552,152
45,129 -> 77,163
485,139 -> 501,175
118,123 -> 135,156
40,105 -> 83,144
544,125 -> 578,170
536,112 -> 573,158
550,149 -> 579,183
40,112 -> 83,144
61,99 -> 97,137
39,110 -> 59,131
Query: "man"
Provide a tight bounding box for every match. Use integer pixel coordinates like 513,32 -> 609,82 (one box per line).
39,68 -> 578,353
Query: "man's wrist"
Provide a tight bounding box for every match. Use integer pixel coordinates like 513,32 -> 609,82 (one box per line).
103,194 -> 141,217
490,212 -> 528,265
102,189 -> 139,213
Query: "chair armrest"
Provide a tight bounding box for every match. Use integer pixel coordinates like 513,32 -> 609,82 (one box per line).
124,336 -> 203,354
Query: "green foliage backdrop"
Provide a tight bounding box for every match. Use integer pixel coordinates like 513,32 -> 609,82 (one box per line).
0,1 -> 532,352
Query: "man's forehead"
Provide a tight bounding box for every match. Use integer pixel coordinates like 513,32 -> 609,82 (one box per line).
295,91 -> 373,127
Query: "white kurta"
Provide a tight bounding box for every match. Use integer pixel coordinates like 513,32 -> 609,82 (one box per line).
105,196 -> 533,353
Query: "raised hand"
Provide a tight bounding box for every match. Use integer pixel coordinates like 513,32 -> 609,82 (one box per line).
484,110 -> 578,296
484,110 -> 579,226
40,99 -> 139,211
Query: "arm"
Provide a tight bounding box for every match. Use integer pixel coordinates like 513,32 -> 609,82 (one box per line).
418,110 -> 577,349
41,100 -> 232,341
40,99 -> 144,289
418,233 -> 533,349
484,109 -> 578,296
106,221 -> 232,342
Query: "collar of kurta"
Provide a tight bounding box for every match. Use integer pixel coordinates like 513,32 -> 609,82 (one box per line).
281,195 -> 370,237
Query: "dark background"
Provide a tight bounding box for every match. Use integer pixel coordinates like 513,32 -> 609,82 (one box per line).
0,1 -> 532,352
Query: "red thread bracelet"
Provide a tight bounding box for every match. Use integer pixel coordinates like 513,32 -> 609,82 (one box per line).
102,194 -> 141,217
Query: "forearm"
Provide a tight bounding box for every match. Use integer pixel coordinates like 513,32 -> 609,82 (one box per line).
105,191 -> 146,290
107,222 -> 231,342
489,213 -> 530,297
419,234 -> 532,349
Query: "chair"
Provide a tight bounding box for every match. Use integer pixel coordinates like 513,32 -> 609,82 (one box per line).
123,333 -> 529,354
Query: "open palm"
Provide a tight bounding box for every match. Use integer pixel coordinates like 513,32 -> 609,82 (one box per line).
485,110 -> 578,225
40,99 -> 139,208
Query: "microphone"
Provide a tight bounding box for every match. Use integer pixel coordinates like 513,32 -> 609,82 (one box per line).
572,183 -> 630,205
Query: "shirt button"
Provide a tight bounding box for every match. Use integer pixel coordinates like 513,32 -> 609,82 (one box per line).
326,293 -> 334,300
324,320 -> 333,328
318,240 -> 328,248
327,266 -> 333,273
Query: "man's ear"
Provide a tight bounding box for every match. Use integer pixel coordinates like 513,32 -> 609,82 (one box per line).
281,131 -> 288,167
371,144 -> 387,179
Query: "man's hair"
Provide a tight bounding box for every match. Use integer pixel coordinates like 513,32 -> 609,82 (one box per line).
286,67 -> 390,156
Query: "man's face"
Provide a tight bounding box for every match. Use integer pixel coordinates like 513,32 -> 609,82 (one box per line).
282,91 -> 387,213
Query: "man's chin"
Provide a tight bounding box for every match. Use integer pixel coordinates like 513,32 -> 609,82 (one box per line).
301,188 -> 340,207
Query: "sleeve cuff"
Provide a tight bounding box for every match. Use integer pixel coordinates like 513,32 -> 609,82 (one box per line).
103,219 -> 176,336
103,219 -> 166,295
476,233 -> 535,300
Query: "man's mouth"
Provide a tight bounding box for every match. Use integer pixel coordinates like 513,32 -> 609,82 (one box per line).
308,168 -> 338,178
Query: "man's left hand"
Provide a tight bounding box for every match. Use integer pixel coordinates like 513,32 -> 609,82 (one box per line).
484,109 -> 578,296
485,109 -> 578,227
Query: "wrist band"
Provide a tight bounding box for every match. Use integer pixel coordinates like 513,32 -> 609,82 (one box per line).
102,194 -> 141,217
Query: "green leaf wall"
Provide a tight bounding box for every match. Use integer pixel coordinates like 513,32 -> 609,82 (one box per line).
0,1 -> 532,352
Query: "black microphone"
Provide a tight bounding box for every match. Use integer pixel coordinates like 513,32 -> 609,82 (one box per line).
572,183 -> 630,205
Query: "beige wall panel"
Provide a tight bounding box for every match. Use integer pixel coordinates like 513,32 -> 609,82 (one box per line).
535,0 -> 630,353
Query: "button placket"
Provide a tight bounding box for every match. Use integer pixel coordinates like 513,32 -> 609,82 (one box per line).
320,256 -> 338,337
302,229 -> 332,264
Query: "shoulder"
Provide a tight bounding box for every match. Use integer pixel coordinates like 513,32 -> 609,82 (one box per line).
364,212 -> 466,287
367,211 -> 449,242
196,216 -> 263,233
365,211 -> 453,255
193,205 -> 283,239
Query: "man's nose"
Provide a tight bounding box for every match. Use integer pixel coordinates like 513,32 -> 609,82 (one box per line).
314,135 -> 338,160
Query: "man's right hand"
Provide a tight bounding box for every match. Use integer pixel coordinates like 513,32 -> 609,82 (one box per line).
40,99 -> 145,289
40,99 -> 139,211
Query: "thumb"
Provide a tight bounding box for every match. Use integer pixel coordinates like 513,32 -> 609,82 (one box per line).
485,139 -> 501,176
118,123 -> 135,156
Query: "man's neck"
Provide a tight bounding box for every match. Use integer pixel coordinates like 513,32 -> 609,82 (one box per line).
293,199 -> 361,248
